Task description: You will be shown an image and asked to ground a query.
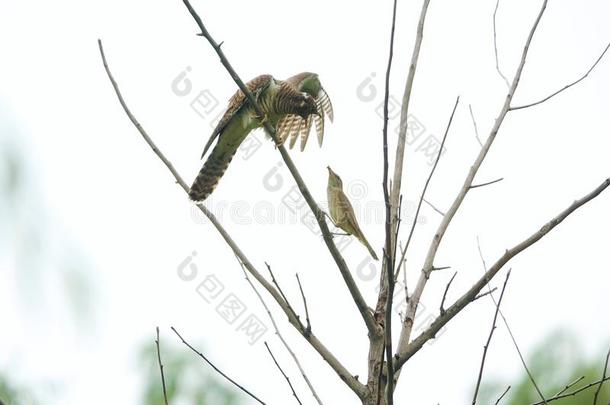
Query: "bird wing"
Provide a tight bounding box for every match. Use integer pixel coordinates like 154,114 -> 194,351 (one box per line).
200,74 -> 273,159
275,72 -> 333,151
332,189 -> 363,236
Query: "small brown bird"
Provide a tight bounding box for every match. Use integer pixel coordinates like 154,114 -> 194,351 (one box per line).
327,167 -> 378,261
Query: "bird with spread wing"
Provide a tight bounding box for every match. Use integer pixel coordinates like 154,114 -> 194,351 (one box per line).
189,72 -> 333,201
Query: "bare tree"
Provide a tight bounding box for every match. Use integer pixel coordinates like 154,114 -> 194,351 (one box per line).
99,0 -> 610,403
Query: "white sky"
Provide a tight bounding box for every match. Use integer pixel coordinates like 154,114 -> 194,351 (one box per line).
1,0 -> 609,404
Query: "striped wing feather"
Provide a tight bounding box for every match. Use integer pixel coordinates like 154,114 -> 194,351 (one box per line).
200,74 -> 273,158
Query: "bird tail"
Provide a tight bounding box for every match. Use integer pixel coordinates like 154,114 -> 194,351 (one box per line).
357,234 -> 379,261
189,142 -> 237,201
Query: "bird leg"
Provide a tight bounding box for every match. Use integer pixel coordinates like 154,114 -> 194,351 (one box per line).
331,232 -> 349,237
255,112 -> 269,127
322,211 -> 350,237
323,211 -> 338,227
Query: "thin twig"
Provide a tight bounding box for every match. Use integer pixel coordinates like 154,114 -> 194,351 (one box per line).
493,0 -> 511,89
439,271 -> 458,315
264,342 -> 304,405
510,42 -> 610,111
396,0 -> 550,363
472,270 -> 511,404
494,386 -> 511,405
394,176 -> 610,370
400,243 -> 409,303
381,0 -> 400,402
395,97 -> 460,280
530,376 -> 610,405
266,262 -> 301,327
424,198 -> 446,216
477,238 -> 547,404
98,39 -> 366,398
592,347 -> 610,405
181,0 -> 377,336
155,327 -> 169,405
295,273 -> 312,335
469,104 -> 483,148
235,256 -> 324,405
552,375 -> 584,397
171,327 -> 266,404
471,178 -> 504,189
473,287 -> 498,301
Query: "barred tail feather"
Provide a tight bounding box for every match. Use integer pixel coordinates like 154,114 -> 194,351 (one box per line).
358,234 -> 379,261
189,143 -> 237,201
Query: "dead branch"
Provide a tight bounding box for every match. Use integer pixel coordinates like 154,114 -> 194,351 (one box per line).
394,176 -> 610,370
510,42 -> 610,111
181,0 -> 377,336
155,327 -> 170,405
264,342 -> 304,405
171,327 -> 266,404
396,0 -> 550,362
236,257 -> 324,405
471,270 -> 511,404
98,39 -> 367,398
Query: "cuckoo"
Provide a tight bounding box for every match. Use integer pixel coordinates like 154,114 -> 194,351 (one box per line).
327,166 -> 379,261
189,73 -> 333,201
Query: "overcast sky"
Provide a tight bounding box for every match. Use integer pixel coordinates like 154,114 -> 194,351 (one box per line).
1,0 -> 609,403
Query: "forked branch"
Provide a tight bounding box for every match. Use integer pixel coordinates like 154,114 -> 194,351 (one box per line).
98,39 -> 367,398
181,0 -> 377,336
394,176 -> 610,370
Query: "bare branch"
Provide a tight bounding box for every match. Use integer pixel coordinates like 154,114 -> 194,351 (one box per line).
236,257 -> 324,405
395,97 -> 460,280
470,177 -> 504,189
181,0 -> 377,336
493,0 -> 511,89
264,342 -> 304,405
553,375 -> 584,397
473,287 -> 498,301
265,263 -> 301,327
171,327 -> 266,404
98,39 -> 366,398
477,238 -> 547,403
439,271 -> 458,316
396,0 -> 550,361
530,376 -> 610,405
494,386 -> 511,405
471,270 -> 511,405
295,273 -> 312,335
469,104 -> 483,148
390,0 -> 431,256
155,327 -> 169,405
424,198 -> 446,216
592,347 -> 610,405
510,42 -> 610,111
381,0 -> 400,401
394,176 -> 610,370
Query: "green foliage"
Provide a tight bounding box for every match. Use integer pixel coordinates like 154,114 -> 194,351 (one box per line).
0,374 -> 40,405
478,331 -> 610,404
138,337 -> 241,405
